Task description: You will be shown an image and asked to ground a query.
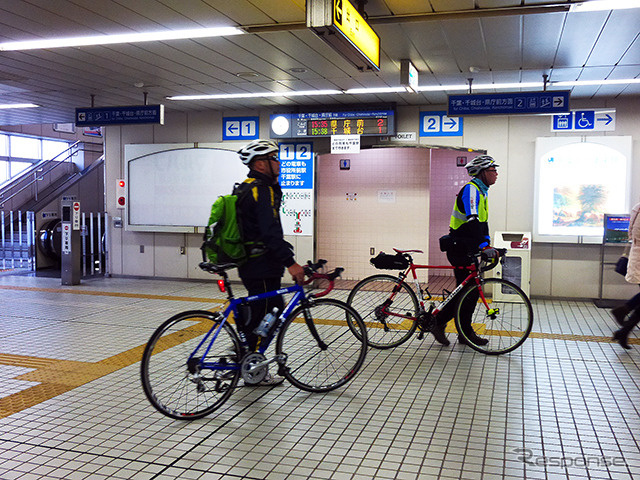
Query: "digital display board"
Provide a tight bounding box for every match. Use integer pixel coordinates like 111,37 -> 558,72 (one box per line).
270,110 -> 395,138
604,214 -> 630,243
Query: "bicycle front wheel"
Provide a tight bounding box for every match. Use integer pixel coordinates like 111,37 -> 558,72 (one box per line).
454,278 -> 533,355
276,298 -> 368,393
347,274 -> 418,349
141,310 -> 241,420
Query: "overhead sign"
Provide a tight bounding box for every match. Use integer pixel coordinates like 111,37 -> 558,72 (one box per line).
307,0 -> 380,71
551,109 -> 616,132
270,110 -> 395,138
76,105 -> 164,126
420,111 -> 463,137
448,91 -> 570,115
223,116 -> 259,140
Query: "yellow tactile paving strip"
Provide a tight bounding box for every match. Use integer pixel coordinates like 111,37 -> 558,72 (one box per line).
0,284 -> 632,420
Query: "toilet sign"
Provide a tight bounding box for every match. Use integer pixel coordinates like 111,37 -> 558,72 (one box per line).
552,109 -> 616,132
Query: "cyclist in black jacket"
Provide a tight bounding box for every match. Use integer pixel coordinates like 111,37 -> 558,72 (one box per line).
235,140 -> 305,384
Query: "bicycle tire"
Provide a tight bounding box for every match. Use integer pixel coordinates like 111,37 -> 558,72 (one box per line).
454,278 -> 533,355
276,298 -> 368,393
347,274 -> 419,349
141,310 -> 241,420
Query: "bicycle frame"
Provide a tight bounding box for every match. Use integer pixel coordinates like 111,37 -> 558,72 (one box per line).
389,258 -> 491,320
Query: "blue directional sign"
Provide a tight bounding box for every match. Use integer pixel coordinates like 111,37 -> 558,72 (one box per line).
448,91 -> 570,115
76,105 -> 164,126
223,116 -> 259,140
419,111 -> 463,137
278,143 -> 313,189
551,109 -> 616,132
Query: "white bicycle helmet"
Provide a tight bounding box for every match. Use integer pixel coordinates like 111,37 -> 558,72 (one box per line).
237,139 -> 279,165
465,155 -> 499,176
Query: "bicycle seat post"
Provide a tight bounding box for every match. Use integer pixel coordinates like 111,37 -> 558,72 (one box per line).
219,271 -> 234,300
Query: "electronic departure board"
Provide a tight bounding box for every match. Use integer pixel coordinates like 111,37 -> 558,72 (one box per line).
270,110 -> 395,138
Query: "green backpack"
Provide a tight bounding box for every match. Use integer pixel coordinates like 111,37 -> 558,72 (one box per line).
201,183 -> 264,265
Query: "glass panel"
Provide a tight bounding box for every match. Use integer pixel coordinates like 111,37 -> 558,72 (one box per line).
0,160 -> 8,184
0,134 -> 8,156
10,160 -> 31,177
43,139 -> 70,161
10,135 -> 40,160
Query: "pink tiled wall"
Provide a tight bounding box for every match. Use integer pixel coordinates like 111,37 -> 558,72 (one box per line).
428,149 -> 472,274
316,147 -> 471,281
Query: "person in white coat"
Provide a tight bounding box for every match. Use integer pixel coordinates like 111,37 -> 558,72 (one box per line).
612,202 -> 640,349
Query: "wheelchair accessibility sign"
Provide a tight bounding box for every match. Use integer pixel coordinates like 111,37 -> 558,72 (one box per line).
552,109 -> 615,132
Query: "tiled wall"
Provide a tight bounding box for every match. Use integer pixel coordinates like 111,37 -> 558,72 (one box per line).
317,147 -> 472,282
428,149 -> 473,273
316,147 -> 430,281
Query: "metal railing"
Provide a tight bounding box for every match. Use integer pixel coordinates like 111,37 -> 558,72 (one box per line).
0,141 -> 103,210
0,209 -> 109,276
0,210 -> 35,271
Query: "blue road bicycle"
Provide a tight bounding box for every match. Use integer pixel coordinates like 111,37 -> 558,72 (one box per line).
141,260 -> 368,420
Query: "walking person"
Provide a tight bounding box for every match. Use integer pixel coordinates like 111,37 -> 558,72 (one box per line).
431,155 -> 501,346
234,139 -> 305,383
612,201 -> 640,349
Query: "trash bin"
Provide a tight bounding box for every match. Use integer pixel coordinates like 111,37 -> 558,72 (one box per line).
493,231 -> 531,301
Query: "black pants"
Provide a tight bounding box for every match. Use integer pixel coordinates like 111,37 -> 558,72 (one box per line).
437,248 -> 479,338
238,277 -> 284,351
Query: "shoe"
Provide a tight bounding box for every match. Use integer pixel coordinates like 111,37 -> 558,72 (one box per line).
611,305 -> 630,326
241,373 -> 285,387
458,334 -> 489,346
613,329 -> 632,350
430,323 -> 450,346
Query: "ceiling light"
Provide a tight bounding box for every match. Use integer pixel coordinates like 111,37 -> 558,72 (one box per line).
168,89 -> 342,101
345,87 -> 406,94
553,78 -> 640,86
570,0 -> 640,12
236,72 -> 259,78
0,26 -> 244,51
0,103 -> 39,109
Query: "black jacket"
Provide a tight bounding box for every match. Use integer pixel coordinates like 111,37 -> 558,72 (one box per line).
236,171 -> 295,280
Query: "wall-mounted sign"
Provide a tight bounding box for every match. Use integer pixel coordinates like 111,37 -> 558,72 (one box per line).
278,142 -> 314,236
449,91 -> 570,116
551,109 -> 616,132
420,111 -> 463,136
307,0 -> 380,71
270,110 -> 395,138
331,135 -> 360,154
76,105 -> 164,126
223,116 -> 259,140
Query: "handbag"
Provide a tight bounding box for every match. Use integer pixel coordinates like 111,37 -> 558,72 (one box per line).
615,242 -> 631,276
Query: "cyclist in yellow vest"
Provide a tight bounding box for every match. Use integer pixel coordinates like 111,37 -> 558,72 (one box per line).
431,155 -> 500,346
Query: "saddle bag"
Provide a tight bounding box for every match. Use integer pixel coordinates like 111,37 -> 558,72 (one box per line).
370,252 -> 409,270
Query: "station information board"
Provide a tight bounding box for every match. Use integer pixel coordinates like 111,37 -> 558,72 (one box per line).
270,110 -> 395,138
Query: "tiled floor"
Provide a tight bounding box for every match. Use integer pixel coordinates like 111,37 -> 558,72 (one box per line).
0,272 -> 639,480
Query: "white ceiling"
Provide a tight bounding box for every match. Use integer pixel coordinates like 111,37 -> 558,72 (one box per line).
0,0 -> 639,126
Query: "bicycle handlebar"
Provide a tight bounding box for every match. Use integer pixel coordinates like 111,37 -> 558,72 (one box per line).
302,259 -> 343,298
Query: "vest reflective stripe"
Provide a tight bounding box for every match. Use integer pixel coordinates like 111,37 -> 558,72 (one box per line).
450,181 -> 488,230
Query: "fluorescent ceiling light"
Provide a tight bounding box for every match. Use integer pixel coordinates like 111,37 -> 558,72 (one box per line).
168,89 -> 342,101
168,78 -> 640,101
0,103 -> 39,109
570,0 -> 640,12
553,78 -> 640,86
0,26 -> 243,51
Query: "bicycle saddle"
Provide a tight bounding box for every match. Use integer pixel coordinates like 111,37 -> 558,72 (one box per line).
199,262 -> 238,274
392,248 -> 423,254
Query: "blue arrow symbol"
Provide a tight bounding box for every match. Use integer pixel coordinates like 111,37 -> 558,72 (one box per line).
597,114 -> 613,125
444,118 -> 457,129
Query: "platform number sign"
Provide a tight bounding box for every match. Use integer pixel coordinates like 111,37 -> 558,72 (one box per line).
420,111 -> 463,137
278,142 -> 313,236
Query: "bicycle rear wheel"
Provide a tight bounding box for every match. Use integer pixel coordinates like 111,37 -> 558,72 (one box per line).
347,274 -> 418,349
141,310 -> 241,420
276,298 -> 368,393
454,278 -> 533,355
